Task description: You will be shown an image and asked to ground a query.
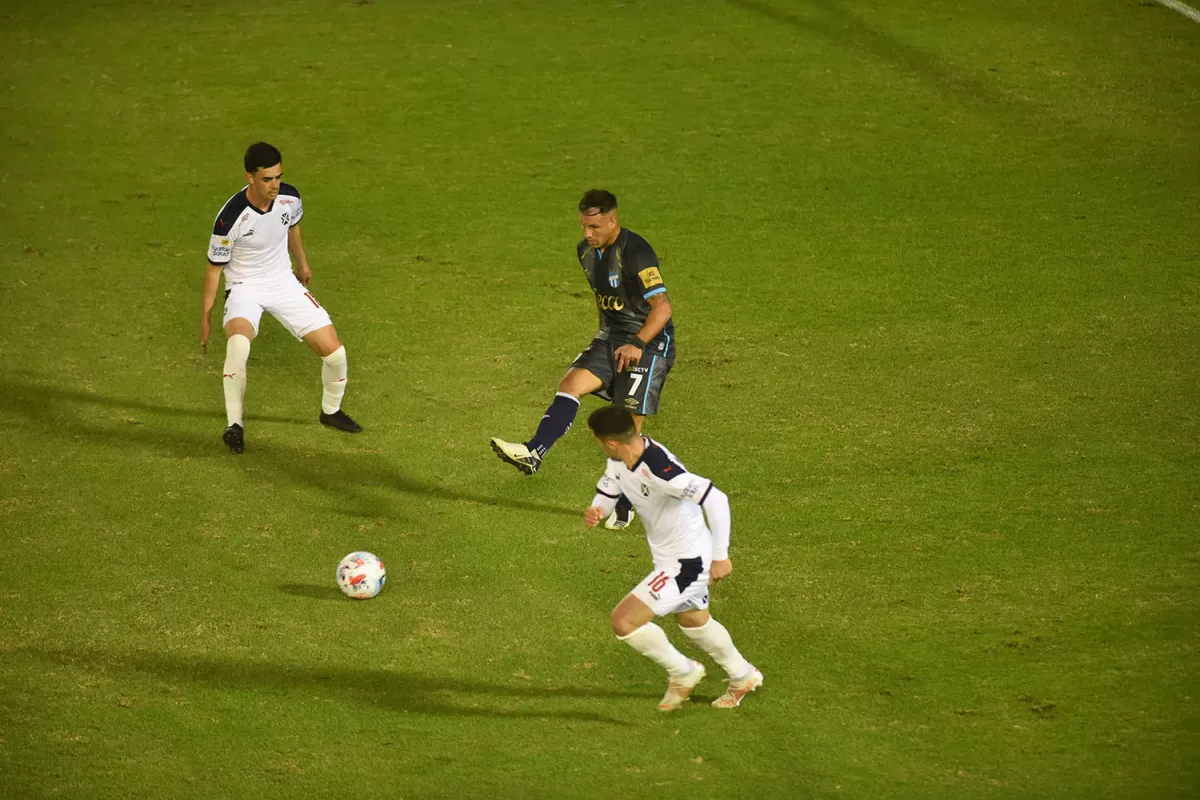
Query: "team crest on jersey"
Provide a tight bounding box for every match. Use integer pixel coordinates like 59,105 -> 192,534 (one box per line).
608,270 -> 619,288
641,484 -> 650,497
281,212 -> 290,226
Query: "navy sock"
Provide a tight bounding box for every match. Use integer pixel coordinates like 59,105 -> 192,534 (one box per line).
527,393 -> 580,459
615,494 -> 633,514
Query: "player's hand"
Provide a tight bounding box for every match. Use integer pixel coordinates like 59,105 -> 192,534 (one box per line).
296,264 -> 312,287
615,343 -> 642,372
585,506 -> 607,527
200,316 -> 210,355
710,559 -> 733,582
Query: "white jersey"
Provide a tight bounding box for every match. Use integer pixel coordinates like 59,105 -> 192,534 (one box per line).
595,437 -> 716,567
207,184 -> 304,285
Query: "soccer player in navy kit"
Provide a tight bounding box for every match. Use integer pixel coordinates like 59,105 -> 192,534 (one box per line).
585,406 -> 762,711
200,142 -> 361,453
491,189 -> 674,529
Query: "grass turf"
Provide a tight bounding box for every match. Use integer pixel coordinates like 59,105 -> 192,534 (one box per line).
1,1 -> 1197,797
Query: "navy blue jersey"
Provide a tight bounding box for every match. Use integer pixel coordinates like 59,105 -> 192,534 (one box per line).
576,228 -> 675,357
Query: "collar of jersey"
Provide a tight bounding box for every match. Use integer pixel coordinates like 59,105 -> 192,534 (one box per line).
243,188 -> 275,215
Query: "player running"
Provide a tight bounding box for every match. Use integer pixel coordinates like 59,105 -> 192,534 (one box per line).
584,406 -> 763,711
200,142 -> 362,453
491,189 -> 675,529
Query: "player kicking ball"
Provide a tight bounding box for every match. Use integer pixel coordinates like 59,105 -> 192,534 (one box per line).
200,142 -> 361,453
584,406 -> 763,711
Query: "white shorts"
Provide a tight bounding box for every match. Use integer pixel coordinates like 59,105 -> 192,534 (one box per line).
630,557 -> 710,616
223,279 -> 333,340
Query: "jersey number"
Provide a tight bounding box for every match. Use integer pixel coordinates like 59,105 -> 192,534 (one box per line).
304,292 -> 322,308
627,372 -> 643,394
649,572 -> 670,593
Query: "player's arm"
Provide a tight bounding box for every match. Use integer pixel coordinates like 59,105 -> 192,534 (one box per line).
200,263 -> 222,354
615,251 -> 673,370
700,486 -> 732,581
585,462 -> 623,527
287,224 -> 312,287
636,291 -> 672,345
665,471 -> 734,581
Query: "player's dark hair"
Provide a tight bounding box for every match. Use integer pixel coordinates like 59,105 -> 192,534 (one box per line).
588,406 -> 637,441
244,142 -> 282,174
578,189 -> 618,215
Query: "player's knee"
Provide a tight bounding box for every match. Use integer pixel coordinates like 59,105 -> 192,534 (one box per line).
226,333 -> 251,366
556,377 -> 582,396
321,344 -> 347,366
610,608 -> 638,637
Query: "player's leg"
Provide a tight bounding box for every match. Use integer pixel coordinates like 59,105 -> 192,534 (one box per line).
267,283 -> 362,433
617,568 -> 706,711
490,339 -> 611,475
677,607 -> 763,709
302,324 -> 362,433
220,287 -> 265,454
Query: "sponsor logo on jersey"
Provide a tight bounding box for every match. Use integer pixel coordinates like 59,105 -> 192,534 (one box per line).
682,480 -> 704,500
212,245 -> 231,259
219,238 -> 230,246
280,198 -> 293,206
597,295 -> 625,311
638,267 -> 664,289
239,212 -> 250,224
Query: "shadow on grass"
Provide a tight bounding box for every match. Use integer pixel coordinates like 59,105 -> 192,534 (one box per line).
726,0 -> 999,105
278,583 -> 346,601
22,647 -> 647,725
0,369 -> 308,425
0,373 -> 577,520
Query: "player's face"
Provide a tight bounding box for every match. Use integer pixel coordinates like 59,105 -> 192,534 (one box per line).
246,163 -> 283,204
579,209 -> 618,249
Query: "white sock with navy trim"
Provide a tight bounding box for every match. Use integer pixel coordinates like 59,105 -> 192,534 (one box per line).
618,623 -> 692,677
681,618 -> 751,679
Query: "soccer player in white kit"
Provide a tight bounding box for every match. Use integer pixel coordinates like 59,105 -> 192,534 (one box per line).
585,406 -> 763,711
200,142 -> 362,453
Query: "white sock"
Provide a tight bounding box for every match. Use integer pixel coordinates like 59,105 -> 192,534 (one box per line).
321,346 -> 348,414
222,334 -> 250,427
618,623 -> 692,677
681,618 -> 751,679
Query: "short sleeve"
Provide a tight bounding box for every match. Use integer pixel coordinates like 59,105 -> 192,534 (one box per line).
624,240 -> 666,299
596,459 -> 623,499
207,234 -> 233,265
280,183 -> 303,227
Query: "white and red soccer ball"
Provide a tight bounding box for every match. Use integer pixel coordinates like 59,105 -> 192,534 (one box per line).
336,551 -> 386,599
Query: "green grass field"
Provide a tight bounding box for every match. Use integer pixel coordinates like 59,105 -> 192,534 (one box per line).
1,1 -> 1197,797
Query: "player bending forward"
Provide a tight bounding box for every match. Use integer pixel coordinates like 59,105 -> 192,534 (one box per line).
585,406 -> 763,711
200,142 -> 362,453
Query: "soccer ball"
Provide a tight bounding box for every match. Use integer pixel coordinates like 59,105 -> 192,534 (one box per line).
336,551 -> 386,599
